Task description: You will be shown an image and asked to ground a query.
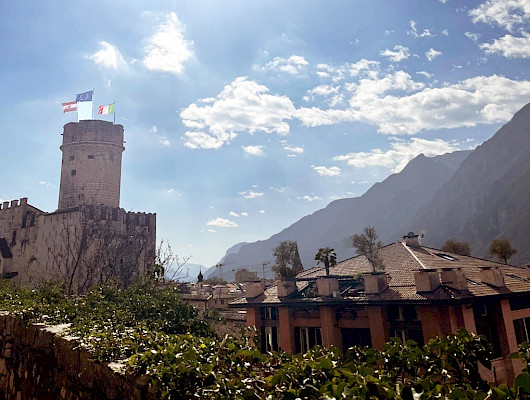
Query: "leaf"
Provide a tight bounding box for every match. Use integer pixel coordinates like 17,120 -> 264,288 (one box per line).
514,372 -> 530,391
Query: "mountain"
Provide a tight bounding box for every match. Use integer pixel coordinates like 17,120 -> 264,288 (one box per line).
209,150 -> 471,281
170,263 -> 213,283
402,103 -> 530,264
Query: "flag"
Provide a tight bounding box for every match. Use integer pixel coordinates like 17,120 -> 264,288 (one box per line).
76,90 -> 93,102
62,101 -> 77,113
98,103 -> 115,115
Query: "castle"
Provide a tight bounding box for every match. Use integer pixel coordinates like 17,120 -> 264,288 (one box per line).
0,120 -> 156,292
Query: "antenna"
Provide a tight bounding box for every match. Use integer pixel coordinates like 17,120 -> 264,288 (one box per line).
262,261 -> 270,280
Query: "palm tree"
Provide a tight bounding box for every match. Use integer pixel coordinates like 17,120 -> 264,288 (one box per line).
314,247 -> 337,276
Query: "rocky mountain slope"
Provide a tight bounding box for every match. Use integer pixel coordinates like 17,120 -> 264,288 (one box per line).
402,103 -> 530,265
210,150 -> 471,280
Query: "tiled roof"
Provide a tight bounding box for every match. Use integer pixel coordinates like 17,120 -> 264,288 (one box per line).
230,242 -> 530,307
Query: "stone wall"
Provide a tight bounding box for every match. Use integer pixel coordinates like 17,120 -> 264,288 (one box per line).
0,312 -> 154,400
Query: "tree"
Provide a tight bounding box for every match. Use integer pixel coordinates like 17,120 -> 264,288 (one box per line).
441,238 -> 471,256
272,240 -> 304,278
351,226 -> 384,272
489,238 -> 517,264
314,247 -> 337,276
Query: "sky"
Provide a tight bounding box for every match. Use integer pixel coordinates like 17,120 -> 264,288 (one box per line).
1,0 -> 530,269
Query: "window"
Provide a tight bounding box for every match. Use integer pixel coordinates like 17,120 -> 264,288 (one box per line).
295,327 -> 322,353
71,169 -> 76,176
261,326 -> 279,352
11,231 -> 16,246
21,213 -> 27,228
341,328 -> 372,351
434,253 -> 458,261
69,155 -> 75,161
514,317 -> 530,344
112,208 -> 118,221
87,155 -> 95,159
510,296 -> 530,311
261,307 -> 279,320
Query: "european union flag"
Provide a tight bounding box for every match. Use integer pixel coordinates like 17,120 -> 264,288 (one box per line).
76,90 -> 93,102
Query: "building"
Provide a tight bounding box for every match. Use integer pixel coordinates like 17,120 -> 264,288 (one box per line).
0,120 -> 156,291
235,268 -> 258,284
230,233 -> 530,385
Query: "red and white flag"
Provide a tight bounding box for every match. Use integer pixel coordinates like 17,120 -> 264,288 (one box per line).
62,101 -> 78,113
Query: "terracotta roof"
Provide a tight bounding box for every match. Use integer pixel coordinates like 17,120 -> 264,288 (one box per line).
230,242 -> 530,307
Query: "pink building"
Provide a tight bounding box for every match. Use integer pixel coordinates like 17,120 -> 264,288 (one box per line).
230,233 -> 530,385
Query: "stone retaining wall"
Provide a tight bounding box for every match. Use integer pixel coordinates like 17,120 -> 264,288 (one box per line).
0,312 -> 152,400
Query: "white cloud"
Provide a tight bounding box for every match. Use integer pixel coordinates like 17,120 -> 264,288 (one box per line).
158,136 -> 171,146
465,32 -> 481,42
238,190 -> 264,199
384,30 -> 394,36
334,137 -> 459,173
416,71 -> 432,79
242,145 -> 265,156
259,209 -> 265,214
426,48 -> 442,61
229,211 -> 240,217
283,145 -> 304,154
167,188 -> 176,194
206,218 -> 239,228
469,0 -> 530,33
298,74 -> 530,135
241,212 -> 249,217
207,229 -> 217,233
88,41 -> 125,69
441,29 -> 449,36
297,195 -> 322,202
480,32 -> 530,58
181,77 -> 296,149
313,166 -> 342,176
150,125 -> 158,133
407,21 -> 435,38
256,55 -> 309,75
380,45 -> 410,62
37,181 -> 56,189
143,12 -> 194,75
270,186 -> 288,192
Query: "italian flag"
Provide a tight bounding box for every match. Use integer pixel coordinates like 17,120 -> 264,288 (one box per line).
98,103 -> 115,115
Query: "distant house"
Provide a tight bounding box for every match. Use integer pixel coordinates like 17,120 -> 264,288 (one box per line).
230,233 -> 530,385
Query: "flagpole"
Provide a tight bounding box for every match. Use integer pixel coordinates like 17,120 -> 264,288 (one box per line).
92,88 -> 95,119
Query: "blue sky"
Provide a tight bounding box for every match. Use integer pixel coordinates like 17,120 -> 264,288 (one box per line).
1,0 -> 530,268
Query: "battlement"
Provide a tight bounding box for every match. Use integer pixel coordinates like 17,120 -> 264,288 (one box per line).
0,198 -> 28,211
62,120 -> 124,146
75,205 -> 156,229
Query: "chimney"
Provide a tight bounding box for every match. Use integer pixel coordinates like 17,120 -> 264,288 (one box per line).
440,267 -> 468,291
403,232 -> 421,248
277,279 -> 298,298
20,198 -> 28,206
480,266 -> 505,288
2,202 -> 8,209
414,269 -> 440,292
10,200 -> 19,208
245,281 -> 264,299
317,277 -> 340,297
364,272 -> 389,294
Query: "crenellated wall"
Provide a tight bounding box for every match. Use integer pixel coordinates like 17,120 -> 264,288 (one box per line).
0,312 -> 155,400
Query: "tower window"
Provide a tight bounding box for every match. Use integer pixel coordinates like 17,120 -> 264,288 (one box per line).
69,155 -> 75,161
88,155 -> 95,159
71,169 -> 76,176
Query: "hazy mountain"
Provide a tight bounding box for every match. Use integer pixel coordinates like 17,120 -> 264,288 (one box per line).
209,150 -> 471,281
403,103 -> 530,265
172,263 -> 213,283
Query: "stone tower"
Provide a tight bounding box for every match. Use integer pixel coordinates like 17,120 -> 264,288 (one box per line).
58,120 -> 125,210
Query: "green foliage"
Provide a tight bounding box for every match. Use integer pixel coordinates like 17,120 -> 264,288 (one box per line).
272,240 -> 304,278
351,226 -> 385,272
489,238 -> 517,264
314,247 -> 337,276
2,279 -> 530,399
442,238 -> 471,256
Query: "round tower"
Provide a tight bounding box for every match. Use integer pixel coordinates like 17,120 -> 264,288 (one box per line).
58,120 -> 125,210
